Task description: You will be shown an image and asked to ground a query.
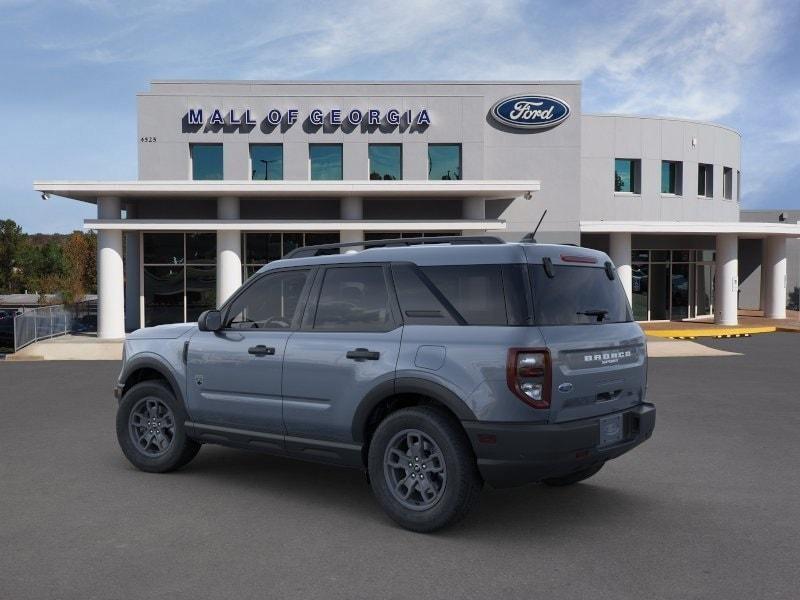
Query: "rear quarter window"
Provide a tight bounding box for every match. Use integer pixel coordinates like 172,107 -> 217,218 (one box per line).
530,264 -> 632,325
392,264 -> 529,326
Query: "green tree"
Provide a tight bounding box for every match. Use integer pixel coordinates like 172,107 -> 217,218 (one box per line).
0,219 -> 25,293
61,231 -> 97,304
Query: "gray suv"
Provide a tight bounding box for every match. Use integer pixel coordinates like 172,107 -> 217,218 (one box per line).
115,236 -> 655,532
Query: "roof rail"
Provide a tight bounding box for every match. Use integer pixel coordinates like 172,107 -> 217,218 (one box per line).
283,235 -> 506,259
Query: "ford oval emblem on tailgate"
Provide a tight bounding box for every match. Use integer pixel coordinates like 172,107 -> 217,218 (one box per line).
558,382 -> 573,393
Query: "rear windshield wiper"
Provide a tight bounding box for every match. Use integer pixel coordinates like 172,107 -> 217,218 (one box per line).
577,309 -> 608,322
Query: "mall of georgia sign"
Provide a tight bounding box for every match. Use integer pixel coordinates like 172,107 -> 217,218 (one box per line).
490,95 -> 571,130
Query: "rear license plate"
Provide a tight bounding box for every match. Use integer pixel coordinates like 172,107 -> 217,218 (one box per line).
599,414 -> 623,447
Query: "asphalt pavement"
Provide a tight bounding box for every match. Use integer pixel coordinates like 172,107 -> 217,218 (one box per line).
1,334 -> 799,599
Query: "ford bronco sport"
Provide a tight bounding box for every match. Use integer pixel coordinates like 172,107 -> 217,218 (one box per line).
115,236 -> 655,532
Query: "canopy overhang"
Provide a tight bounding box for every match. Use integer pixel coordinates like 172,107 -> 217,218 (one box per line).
34,180 -> 541,203
84,219 -> 507,232
580,220 -> 800,238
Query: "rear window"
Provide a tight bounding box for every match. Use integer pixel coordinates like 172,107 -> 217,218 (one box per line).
530,264 -> 632,325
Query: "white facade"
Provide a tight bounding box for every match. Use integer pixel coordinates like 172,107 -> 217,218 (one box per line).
33,81 -> 800,337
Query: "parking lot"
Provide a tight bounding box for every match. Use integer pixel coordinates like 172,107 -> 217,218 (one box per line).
1,334 -> 799,599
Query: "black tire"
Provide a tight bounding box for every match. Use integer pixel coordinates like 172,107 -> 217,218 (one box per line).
116,380 -> 200,473
542,462 -> 604,487
368,406 -> 482,533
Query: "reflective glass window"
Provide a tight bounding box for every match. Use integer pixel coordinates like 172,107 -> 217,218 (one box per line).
143,233 -> 184,265
428,144 -> 461,180
369,144 -> 402,180
698,163 -> 714,197
246,233 -> 282,264
309,144 -> 343,180
144,266 -> 184,326
191,144 -> 223,180
186,266 -> 216,322
661,161 -> 682,194
250,144 -> 283,180
615,159 -> 639,193
186,233 -> 215,264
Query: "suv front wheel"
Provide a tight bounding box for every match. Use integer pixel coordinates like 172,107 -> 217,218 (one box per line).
116,380 -> 201,473
368,406 -> 482,532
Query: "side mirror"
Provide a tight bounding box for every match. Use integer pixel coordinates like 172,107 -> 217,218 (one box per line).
198,309 -> 223,332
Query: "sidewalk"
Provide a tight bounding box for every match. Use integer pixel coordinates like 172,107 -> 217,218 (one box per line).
10,334 -> 123,361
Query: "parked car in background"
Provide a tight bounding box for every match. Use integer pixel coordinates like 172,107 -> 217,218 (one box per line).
113,236 -> 656,532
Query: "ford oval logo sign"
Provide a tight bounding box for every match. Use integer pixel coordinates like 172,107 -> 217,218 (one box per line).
490,95 -> 571,130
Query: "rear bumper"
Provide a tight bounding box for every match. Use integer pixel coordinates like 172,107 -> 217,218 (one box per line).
462,403 -> 656,488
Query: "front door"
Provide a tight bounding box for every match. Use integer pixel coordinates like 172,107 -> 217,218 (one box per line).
186,268 -> 313,437
282,264 -> 402,462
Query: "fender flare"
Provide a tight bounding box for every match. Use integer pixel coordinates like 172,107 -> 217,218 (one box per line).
351,377 -> 477,443
119,354 -> 185,408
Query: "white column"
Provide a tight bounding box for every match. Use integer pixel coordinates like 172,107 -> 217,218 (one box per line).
124,203 -> 140,331
216,197 -> 242,306
609,232 -> 633,308
763,236 -> 787,319
97,197 -> 125,339
340,197 -> 364,250
714,233 -> 739,325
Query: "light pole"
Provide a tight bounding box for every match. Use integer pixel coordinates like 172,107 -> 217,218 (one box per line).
260,159 -> 278,180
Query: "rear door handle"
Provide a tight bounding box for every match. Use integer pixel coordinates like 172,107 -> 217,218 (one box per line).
248,345 -> 275,356
346,348 -> 380,360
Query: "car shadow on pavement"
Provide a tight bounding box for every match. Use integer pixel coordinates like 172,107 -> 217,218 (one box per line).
113,444 -> 655,537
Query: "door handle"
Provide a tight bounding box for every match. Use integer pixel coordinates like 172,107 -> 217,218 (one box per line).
346,348 -> 380,360
248,345 -> 275,356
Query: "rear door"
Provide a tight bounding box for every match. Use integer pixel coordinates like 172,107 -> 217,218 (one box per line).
528,258 -> 647,424
185,267 -> 313,438
282,264 -> 402,463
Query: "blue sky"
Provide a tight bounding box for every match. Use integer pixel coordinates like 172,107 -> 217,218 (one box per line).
1,0 -> 799,233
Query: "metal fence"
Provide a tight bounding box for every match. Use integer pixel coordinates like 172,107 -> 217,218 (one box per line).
7,301 -> 97,353
12,305 -> 71,352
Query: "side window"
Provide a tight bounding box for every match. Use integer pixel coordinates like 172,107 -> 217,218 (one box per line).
314,266 -> 393,331
391,264 -> 457,325
420,265 -> 508,326
225,269 -> 310,330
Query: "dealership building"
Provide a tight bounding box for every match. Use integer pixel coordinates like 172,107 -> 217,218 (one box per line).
34,80 -> 800,338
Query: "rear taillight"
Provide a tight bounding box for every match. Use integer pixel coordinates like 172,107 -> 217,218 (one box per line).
506,348 -> 551,409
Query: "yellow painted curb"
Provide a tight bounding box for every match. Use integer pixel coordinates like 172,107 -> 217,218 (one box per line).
645,326 -> 776,339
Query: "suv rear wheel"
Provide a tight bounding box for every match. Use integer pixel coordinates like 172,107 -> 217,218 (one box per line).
368,406 -> 482,532
116,380 -> 200,473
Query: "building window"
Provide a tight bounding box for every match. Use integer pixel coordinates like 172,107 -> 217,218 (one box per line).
242,232 -> 340,279
369,144 -> 402,180
428,144 -> 461,180
614,158 -> 640,193
309,144 -> 343,180
661,161 -> 682,195
723,166 -> 733,200
698,163 -> 714,197
250,144 -> 283,180
191,144 -> 223,180
142,233 -> 217,326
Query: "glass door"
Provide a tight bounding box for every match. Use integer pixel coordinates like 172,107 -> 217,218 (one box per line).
670,263 -> 691,320
695,263 -> 714,317
649,263 -> 670,320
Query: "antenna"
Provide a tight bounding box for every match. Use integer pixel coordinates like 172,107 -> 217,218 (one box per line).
522,209 -> 547,243
532,209 -> 547,238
